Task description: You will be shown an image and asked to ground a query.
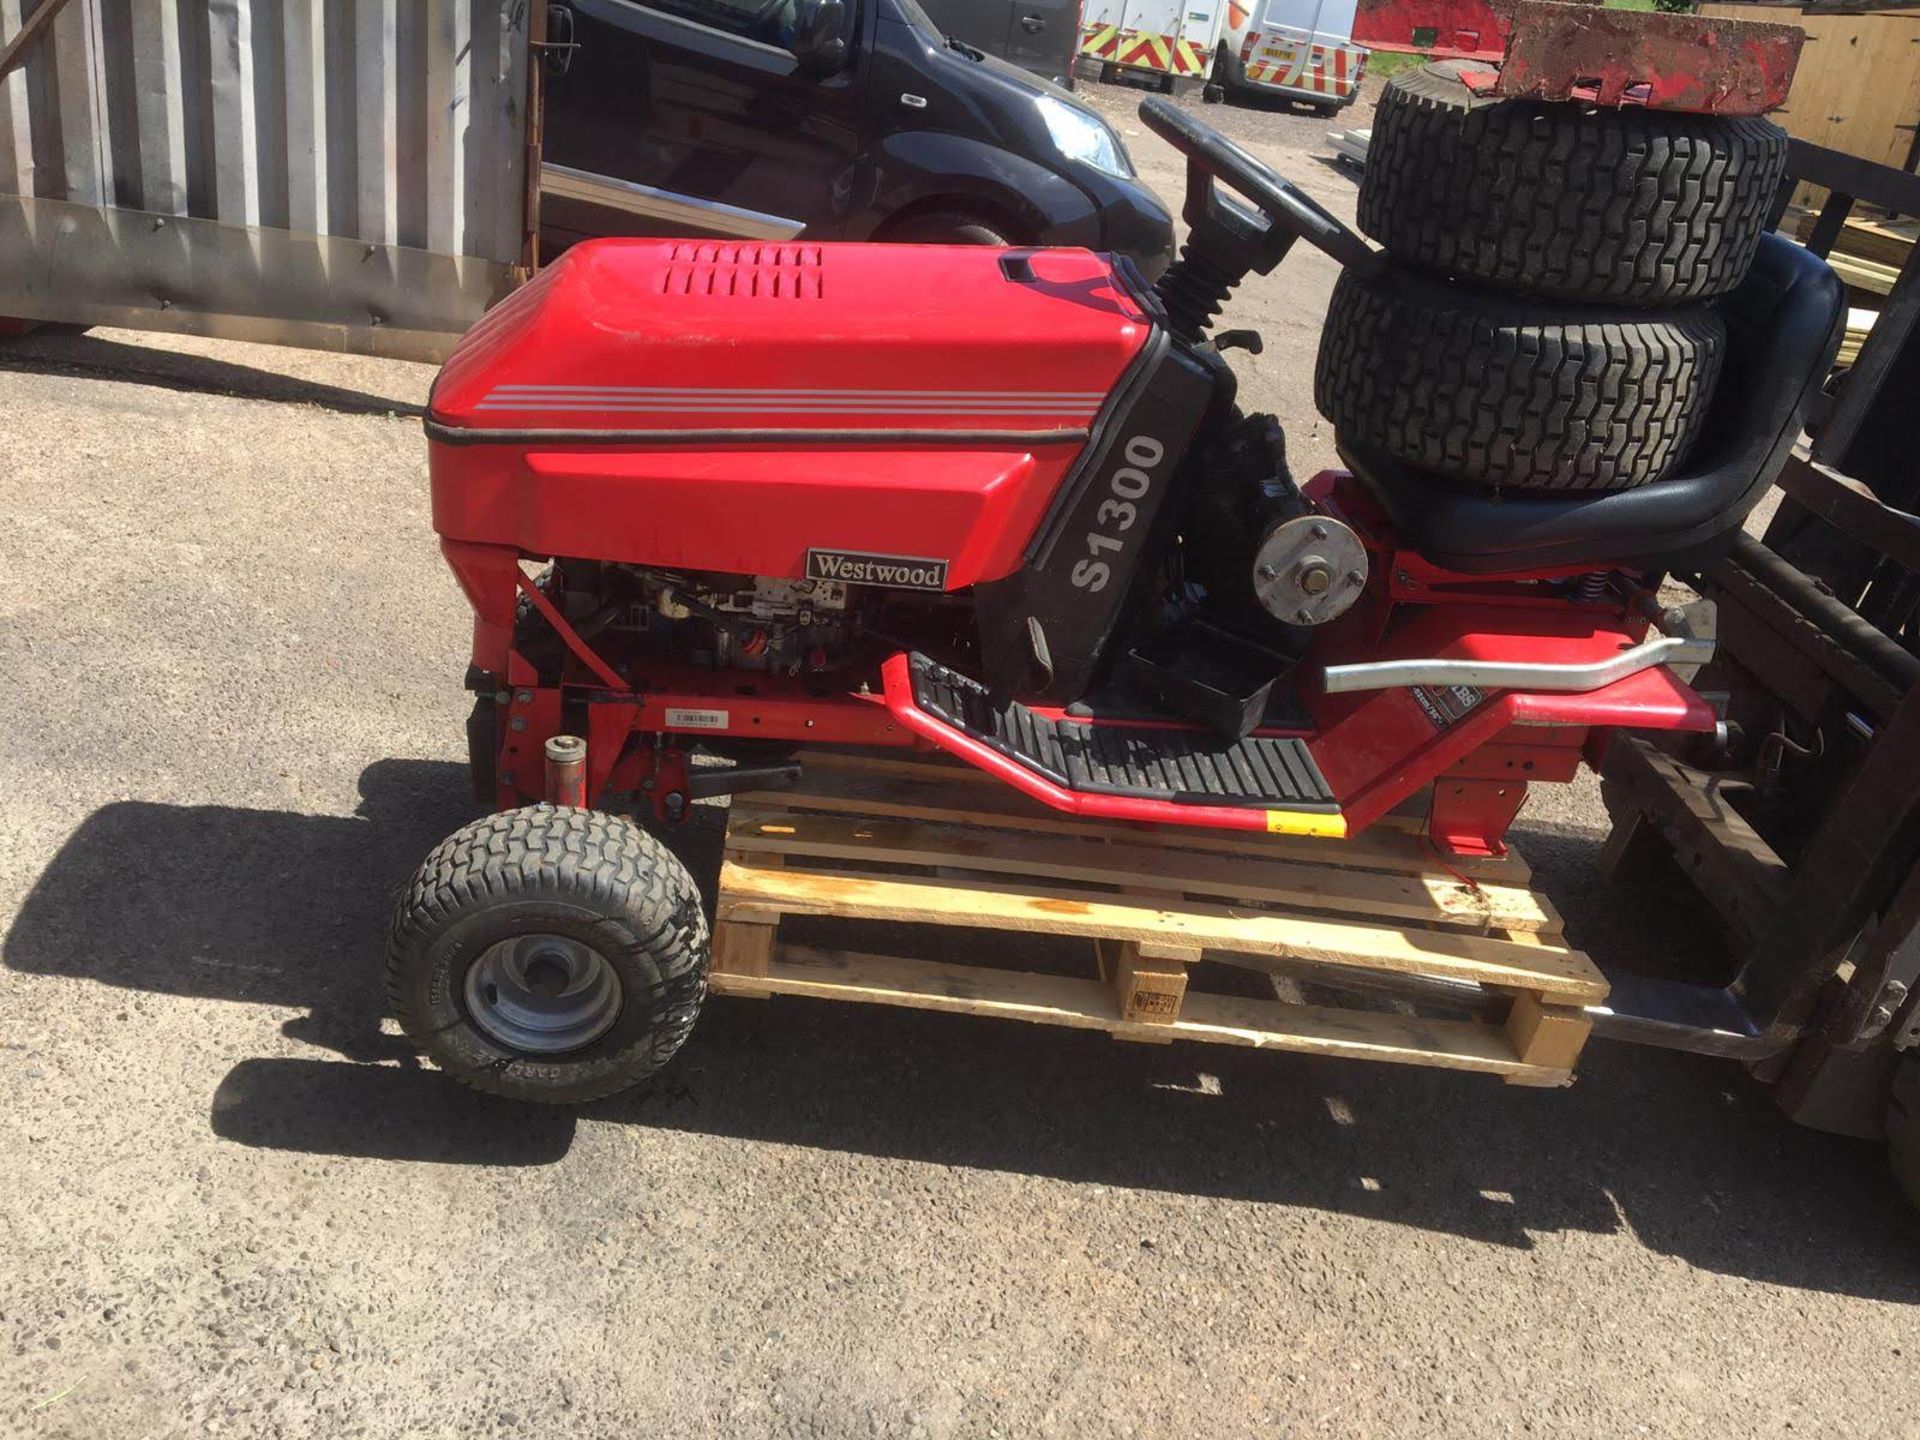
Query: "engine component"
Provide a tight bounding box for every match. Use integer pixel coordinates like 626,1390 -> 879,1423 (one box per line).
643,571 -> 851,674
1252,515 -> 1368,626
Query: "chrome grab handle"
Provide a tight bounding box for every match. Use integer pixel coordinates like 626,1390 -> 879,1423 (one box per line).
1320,632 -> 1717,695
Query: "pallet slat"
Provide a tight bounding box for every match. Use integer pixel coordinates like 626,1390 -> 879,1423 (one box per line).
729,804 -> 1560,935
739,769 -> 1532,883
718,858 -> 1606,1002
710,943 -> 1569,1084
714,750 -> 1600,1085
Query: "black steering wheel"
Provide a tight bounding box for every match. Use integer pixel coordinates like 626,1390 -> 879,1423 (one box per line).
1138,97 -> 1375,278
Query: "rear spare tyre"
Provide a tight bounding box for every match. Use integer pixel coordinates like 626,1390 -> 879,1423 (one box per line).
1314,263 -> 1726,493
1358,59 -> 1789,306
388,805 -> 709,1103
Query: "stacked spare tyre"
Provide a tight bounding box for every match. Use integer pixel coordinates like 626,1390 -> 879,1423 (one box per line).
1315,59 -> 1791,494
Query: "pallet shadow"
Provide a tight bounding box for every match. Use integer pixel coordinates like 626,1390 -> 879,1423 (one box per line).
608,991 -> 1920,1301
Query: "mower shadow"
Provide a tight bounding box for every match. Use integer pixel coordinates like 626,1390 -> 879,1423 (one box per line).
6,759 -> 1917,1300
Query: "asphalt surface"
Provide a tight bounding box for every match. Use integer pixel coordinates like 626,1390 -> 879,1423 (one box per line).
2,83 -> 1918,1440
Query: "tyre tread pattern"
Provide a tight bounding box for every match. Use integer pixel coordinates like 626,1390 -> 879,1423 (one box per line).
1359,61 -> 1789,305
1315,267 -> 1726,493
387,805 -> 709,1103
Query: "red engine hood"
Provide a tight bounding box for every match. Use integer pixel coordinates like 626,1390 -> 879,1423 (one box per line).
430,240 -> 1151,437
427,240 -> 1155,590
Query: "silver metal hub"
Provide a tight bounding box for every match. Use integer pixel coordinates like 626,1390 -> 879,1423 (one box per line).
463,934 -> 622,1055
1252,514 -> 1369,627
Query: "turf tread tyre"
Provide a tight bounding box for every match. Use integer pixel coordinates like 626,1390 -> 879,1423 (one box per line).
1315,264 -> 1726,493
1359,60 -> 1789,305
388,805 -> 709,1103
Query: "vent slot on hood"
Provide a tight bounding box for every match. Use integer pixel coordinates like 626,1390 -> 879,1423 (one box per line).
662,242 -> 824,300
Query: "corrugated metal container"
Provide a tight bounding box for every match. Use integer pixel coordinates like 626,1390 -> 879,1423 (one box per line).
0,0 -> 533,360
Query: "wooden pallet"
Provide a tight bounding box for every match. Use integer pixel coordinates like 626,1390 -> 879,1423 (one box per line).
710,754 -> 1606,1086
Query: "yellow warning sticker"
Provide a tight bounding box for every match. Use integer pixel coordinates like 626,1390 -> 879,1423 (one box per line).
1265,811 -> 1347,838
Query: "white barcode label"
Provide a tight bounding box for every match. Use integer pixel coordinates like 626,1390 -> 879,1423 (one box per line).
665,707 -> 729,730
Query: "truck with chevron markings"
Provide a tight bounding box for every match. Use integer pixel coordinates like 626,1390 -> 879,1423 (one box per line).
1080,0 -> 1227,93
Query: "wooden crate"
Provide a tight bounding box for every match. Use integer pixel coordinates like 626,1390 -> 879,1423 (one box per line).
709,753 -> 1605,1087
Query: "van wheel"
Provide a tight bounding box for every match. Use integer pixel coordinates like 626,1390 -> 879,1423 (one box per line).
1210,45 -> 1235,93
886,211 -> 1013,246
1202,81 -> 1225,104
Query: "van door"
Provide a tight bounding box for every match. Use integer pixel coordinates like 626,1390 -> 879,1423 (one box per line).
1002,0 -> 1081,85
1173,0 -> 1224,76
1244,0 -> 1360,97
917,0 -> 1014,58
1253,0 -> 1318,76
542,0 -> 866,246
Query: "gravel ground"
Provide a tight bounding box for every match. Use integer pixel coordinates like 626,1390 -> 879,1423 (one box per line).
2,83 -> 1917,1440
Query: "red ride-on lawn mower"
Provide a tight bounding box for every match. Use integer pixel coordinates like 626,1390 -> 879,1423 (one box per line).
391,93 -> 1843,1103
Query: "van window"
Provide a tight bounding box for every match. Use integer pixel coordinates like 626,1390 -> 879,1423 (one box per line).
640,0 -> 803,47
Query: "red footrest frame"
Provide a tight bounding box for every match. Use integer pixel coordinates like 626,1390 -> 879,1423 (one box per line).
879,654 -> 1349,837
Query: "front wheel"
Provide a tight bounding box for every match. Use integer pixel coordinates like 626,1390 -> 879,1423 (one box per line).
388,805 -> 710,1103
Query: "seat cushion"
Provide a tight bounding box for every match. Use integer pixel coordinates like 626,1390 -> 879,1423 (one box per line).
1344,234 -> 1846,575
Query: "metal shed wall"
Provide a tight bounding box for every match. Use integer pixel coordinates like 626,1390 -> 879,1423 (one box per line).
0,0 -> 533,360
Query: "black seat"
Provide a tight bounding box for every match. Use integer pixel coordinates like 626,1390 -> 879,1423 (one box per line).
1342,234 -> 1846,575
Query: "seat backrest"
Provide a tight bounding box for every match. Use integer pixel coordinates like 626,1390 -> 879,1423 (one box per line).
1345,233 -> 1847,576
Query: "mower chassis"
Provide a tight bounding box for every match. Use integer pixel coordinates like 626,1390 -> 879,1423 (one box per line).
709,751 -> 1605,1087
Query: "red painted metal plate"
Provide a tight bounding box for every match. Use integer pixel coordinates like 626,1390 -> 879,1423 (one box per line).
1493,1 -> 1803,115
1351,0 -> 1802,114
1350,0 -> 1511,61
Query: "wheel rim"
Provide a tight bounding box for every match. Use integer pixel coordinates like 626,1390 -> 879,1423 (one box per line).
463,934 -> 622,1055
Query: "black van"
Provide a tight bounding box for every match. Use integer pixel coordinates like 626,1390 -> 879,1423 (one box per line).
539,0 -> 1174,273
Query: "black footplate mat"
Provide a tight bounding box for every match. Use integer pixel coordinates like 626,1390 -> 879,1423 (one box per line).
908,655 -> 1337,810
